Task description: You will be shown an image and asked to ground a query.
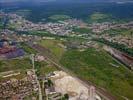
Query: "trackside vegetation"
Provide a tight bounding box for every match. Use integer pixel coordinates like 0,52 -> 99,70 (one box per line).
60,48 -> 133,100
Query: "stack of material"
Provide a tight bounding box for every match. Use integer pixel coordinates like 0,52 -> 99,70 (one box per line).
50,71 -> 100,100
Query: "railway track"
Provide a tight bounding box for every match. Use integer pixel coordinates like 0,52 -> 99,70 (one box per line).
27,42 -> 116,100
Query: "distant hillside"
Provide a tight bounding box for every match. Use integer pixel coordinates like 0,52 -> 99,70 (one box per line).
1,1 -> 133,23
55,0 -> 133,3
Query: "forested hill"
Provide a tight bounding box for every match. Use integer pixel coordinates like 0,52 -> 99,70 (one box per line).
1,0 -> 133,23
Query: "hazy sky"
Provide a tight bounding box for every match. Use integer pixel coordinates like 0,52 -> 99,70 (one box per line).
0,0 -> 133,3
0,0 -> 57,2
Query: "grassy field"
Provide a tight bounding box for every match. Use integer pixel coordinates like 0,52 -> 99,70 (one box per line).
20,42 -> 37,54
0,70 -> 27,82
60,48 -> 133,100
0,58 -> 32,72
38,39 -> 66,60
90,12 -> 109,20
0,43 -> 33,81
48,15 -> 71,21
35,61 -> 58,76
89,12 -> 111,23
28,30 -> 51,36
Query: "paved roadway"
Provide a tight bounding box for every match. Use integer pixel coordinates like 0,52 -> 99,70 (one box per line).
33,71 -> 42,100
30,54 -> 43,100
27,42 -> 116,100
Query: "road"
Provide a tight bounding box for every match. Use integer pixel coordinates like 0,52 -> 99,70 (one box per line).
36,76 -> 42,100
30,54 -> 43,100
27,42 -> 116,100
